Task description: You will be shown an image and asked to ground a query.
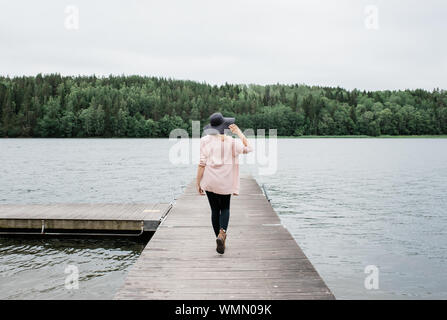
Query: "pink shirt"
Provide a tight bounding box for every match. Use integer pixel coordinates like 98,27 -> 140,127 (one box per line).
199,135 -> 253,195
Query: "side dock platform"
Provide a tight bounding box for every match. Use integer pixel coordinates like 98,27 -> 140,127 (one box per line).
0,203 -> 171,237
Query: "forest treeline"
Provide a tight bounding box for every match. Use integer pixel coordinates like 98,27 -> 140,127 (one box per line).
1,74 -> 446,137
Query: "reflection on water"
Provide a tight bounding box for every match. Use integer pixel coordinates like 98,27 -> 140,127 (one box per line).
0,238 -> 145,299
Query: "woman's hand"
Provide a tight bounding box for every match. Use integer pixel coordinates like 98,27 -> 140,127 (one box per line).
196,165 -> 205,195
229,124 -> 242,135
197,183 -> 205,195
229,123 -> 250,149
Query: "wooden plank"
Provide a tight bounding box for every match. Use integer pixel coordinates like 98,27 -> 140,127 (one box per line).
115,175 -> 334,300
0,203 -> 170,232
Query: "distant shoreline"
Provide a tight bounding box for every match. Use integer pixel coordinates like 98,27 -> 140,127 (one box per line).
2,75 -> 446,139
277,135 -> 447,139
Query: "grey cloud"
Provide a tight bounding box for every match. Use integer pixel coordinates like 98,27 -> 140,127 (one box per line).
0,0 -> 446,90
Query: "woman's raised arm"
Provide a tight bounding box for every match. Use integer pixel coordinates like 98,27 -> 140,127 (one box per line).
229,124 -> 252,153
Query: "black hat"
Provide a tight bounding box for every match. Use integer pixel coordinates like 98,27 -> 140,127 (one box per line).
203,112 -> 235,135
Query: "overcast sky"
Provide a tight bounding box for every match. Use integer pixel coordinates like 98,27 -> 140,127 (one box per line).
1,0 -> 446,90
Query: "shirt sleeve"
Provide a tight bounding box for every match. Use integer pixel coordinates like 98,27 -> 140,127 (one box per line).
199,138 -> 207,167
235,138 -> 253,156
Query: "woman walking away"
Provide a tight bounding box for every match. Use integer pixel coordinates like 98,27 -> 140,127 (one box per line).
196,112 -> 253,254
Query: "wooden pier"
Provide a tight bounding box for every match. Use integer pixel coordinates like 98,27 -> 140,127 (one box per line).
0,203 -> 171,236
115,176 -> 334,300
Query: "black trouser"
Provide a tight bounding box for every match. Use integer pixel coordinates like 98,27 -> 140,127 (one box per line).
205,191 -> 231,237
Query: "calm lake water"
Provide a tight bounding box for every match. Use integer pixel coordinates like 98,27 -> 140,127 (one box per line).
0,138 -> 446,299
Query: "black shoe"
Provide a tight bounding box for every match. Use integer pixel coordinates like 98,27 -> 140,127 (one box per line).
216,229 -> 226,254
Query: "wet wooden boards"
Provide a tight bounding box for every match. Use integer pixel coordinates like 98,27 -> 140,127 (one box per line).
115,176 -> 334,300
